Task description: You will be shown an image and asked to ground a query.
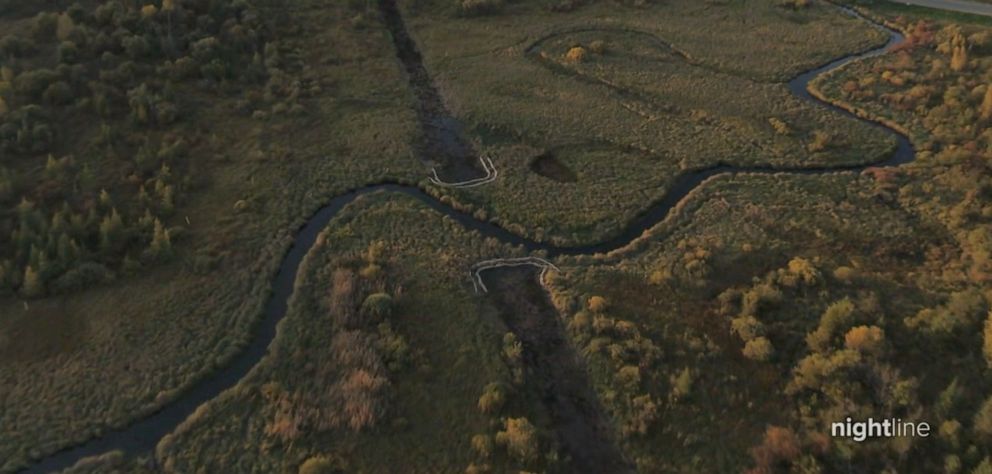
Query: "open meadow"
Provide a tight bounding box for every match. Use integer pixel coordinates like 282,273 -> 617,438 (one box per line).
410,0 -> 896,244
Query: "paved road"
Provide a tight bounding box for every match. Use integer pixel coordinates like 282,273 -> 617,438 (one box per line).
889,0 -> 992,17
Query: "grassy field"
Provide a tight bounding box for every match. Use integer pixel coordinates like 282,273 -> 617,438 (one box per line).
405,0 -> 898,245
0,0 -> 425,470
152,192 -> 572,473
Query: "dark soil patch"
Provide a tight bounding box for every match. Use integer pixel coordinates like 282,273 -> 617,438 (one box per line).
483,266 -> 631,473
530,152 -> 578,183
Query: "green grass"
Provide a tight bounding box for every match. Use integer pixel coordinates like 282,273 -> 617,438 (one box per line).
0,0 -> 425,470
406,0 -> 897,245
154,192 -> 545,473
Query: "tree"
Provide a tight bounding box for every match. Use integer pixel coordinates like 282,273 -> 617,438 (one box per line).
298,456 -> 338,474
20,265 -> 43,298
950,37 -> 968,71
743,337 -> 774,362
472,434 -> 494,458
99,208 -> 124,252
670,367 -> 693,401
565,46 -> 587,63
982,86 -> 992,121
749,425 -> 801,473
974,457 -> 992,474
843,325 -> 885,355
588,295 -> 608,312
148,218 -> 172,260
477,383 -> 505,414
806,298 -> 856,352
495,417 -> 539,463
360,293 -> 393,322
975,396 -> 992,437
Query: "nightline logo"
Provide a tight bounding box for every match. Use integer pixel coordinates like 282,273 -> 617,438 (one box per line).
831,417 -> 931,442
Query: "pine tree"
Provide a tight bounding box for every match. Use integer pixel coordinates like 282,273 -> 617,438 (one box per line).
100,208 -> 124,251
149,218 -> 172,259
950,33 -> 968,72
981,86 -> 992,121
21,265 -> 43,298
99,189 -> 112,208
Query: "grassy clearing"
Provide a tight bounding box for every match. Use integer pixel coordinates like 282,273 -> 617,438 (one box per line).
403,0 -> 896,245
0,0 -> 424,470
154,192 -> 573,473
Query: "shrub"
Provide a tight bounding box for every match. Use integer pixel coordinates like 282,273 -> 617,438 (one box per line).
975,397 -> 992,438
51,262 -> 114,294
616,365 -> 641,391
495,417 -> 539,463
624,394 -> 658,436
565,46 -> 587,63
742,337 -> 774,361
15,68 -> 59,99
502,333 -> 523,363
670,367 -> 693,401
768,117 -> 791,135
587,295 -> 607,312
477,382 -> 505,414
361,293 -> 393,322
843,325 -> 884,354
31,12 -> 58,41
807,130 -> 832,153
58,41 -> 80,64
298,455 -> 339,474
471,434 -> 494,458
43,81 -> 74,105
749,426 -> 801,472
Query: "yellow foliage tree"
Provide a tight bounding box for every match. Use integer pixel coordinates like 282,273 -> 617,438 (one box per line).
141,4 -> 159,18
565,46 -> 587,63
981,86 -> 992,121
588,295 -> 608,312
495,417 -> 539,462
844,325 -> 885,354
950,33 -> 968,72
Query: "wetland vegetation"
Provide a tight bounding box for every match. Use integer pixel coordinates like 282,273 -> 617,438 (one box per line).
2,0 -> 991,473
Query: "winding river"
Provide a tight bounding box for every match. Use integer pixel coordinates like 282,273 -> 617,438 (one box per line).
22,3 -> 913,473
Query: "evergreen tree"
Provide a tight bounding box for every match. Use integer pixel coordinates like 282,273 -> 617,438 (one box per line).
99,208 -> 124,252
982,86 -> 992,121
149,218 -> 172,259
21,265 -> 43,298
